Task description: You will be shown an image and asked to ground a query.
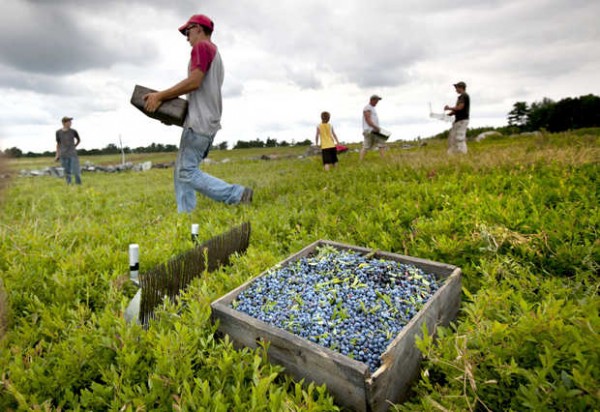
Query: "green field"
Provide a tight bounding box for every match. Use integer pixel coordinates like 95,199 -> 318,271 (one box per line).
1,132 -> 598,411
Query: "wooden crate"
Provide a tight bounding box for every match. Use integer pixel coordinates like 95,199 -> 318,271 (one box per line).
130,84 -> 188,127
210,240 -> 461,412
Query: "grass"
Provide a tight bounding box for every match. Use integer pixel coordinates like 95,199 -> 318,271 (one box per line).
0,131 -> 598,411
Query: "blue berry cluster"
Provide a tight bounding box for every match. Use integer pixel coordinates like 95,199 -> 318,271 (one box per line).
232,247 -> 440,372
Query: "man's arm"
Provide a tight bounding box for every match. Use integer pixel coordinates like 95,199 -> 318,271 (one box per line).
315,126 -> 320,145
363,110 -> 380,132
445,96 -> 465,113
143,68 -> 205,113
55,132 -> 60,160
74,130 -> 81,147
444,102 -> 464,112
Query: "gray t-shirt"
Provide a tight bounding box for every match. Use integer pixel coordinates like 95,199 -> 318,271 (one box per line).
184,43 -> 224,136
56,129 -> 80,157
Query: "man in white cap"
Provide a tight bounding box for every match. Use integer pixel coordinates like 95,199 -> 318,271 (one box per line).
143,14 -> 253,213
444,81 -> 470,154
55,116 -> 82,184
360,94 -> 387,161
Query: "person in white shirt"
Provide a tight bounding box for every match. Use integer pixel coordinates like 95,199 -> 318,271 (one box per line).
360,95 -> 386,160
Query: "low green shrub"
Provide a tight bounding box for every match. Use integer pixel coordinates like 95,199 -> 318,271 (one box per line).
0,131 -> 597,410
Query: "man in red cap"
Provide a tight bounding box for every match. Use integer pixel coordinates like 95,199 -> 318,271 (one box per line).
144,14 -> 253,213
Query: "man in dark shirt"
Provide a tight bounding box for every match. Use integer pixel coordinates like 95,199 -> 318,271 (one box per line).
444,81 -> 470,154
55,116 -> 82,184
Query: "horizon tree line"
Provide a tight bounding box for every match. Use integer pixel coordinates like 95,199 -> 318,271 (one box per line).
4,93 -> 599,158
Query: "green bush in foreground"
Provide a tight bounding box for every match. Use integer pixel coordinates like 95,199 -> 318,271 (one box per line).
401,258 -> 599,411
0,132 -> 598,411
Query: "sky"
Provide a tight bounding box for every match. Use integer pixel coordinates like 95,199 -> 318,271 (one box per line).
1,0 -> 599,153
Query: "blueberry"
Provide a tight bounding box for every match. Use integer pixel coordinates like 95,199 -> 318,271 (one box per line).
231,248 -> 440,372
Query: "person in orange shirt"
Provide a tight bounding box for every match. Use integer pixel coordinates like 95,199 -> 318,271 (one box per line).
315,111 -> 340,171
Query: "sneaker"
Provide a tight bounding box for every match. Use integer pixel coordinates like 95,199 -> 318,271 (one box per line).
240,187 -> 253,204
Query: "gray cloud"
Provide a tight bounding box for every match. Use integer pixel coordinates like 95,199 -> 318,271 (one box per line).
0,65 -> 74,94
210,2 -> 430,90
284,64 -> 323,90
0,1 -> 159,85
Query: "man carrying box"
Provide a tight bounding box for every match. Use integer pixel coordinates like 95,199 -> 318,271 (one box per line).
360,94 -> 387,161
143,14 -> 253,213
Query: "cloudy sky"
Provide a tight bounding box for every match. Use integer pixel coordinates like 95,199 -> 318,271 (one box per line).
1,0 -> 599,153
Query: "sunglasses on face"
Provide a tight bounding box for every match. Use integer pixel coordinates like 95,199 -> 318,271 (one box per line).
184,24 -> 199,36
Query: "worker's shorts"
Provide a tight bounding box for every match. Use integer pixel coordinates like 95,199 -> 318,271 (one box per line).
448,120 -> 469,154
363,131 -> 387,150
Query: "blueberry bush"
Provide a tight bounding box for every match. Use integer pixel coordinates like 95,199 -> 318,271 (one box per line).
0,131 -> 598,411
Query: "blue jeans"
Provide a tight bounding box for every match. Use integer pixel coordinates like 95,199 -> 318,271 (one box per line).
174,128 -> 244,213
60,156 -> 81,184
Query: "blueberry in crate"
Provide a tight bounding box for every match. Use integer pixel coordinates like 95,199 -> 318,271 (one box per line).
211,240 -> 461,412
232,245 -> 440,372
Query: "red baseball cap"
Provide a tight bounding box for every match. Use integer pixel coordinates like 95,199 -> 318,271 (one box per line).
178,14 -> 214,35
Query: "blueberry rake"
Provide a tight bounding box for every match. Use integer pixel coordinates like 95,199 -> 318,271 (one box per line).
125,222 -> 251,326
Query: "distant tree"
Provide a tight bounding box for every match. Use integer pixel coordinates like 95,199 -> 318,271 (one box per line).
217,141 -> 228,150
234,139 -> 265,149
577,94 -> 600,128
549,97 -> 577,132
4,147 -> 22,158
147,143 -> 161,153
524,94 -> 600,132
103,143 -> 120,154
279,140 -> 290,147
294,139 -> 312,146
527,97 -> 555,131
548,94 -> 600,132
251,139 -> 265,148
84,148 -> 102,156
507,101 -> 529,129
6,141 -> 180,157
265,137 -> 277,147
